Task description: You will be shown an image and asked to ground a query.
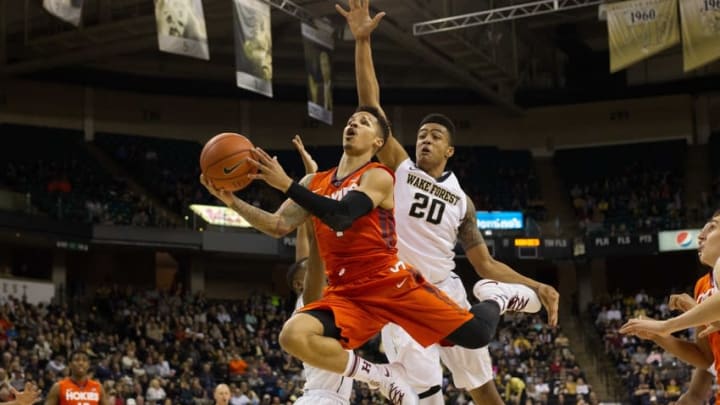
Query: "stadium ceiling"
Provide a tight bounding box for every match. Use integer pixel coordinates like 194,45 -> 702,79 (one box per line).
0,0 -> 609,114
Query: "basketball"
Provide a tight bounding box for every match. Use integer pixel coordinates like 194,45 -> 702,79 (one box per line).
200,132 -> 257,192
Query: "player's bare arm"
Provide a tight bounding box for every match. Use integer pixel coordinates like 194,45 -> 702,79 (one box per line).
338,0 -> 407,171
200,172 -> 311,238
643,333 -> 712,369
621,291 -> 720,337
43,383 -> 59,405
97,385 -> 111,405
460,196 -> 560,326
303,222 -> 326,304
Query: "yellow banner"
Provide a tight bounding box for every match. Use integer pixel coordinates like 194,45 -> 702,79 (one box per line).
606,0 -> 680,72
681,0 -> 720,71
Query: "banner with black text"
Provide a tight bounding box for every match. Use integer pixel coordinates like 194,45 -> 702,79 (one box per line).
233,0 -> 273,97
680,0 -> 720,71
606,0 -> 679,72
154,0 -> 210,60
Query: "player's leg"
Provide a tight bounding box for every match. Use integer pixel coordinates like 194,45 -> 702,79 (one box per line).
445,280 -> 541,348
381,323 -> 444,405
280,312 -> 348,373
384,268 -> 540,350
281,297 -> 419,405
440,345 -> 502,405
675,368 -> 713,405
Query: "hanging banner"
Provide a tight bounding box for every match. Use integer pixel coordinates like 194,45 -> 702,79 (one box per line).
43,0 -> 84,27
233,0 -> 273,97
154,0 -> 210,60
302,23 -> 334,125
606,0 -> 680,72
680,0 -> 720,71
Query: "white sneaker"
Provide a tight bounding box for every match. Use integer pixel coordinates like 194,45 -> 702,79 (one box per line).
369,363 -> 419,405
473,280 -> 542,315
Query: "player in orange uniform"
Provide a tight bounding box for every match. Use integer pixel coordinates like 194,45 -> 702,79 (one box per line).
45,351 -> 108,405
200,106 -> 539,404
621,215 -> 720,404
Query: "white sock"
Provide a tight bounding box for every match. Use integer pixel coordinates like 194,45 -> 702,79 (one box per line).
343,353 -> 386,387
342,351 -> 357,376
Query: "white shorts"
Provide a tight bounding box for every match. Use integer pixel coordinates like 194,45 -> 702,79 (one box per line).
381,273 -> 494,391
293,390 -> 350,405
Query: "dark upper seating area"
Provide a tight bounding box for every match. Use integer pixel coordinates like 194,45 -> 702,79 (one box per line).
0,125 -> 172,227
93,133 -> 344,220
555,140 -> 687,235
450,146 -> 545,221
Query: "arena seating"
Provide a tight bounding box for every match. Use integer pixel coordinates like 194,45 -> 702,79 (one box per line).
0,125 -> 171,227
590,292 -> 701,405
555,140 -> 687,235
0,284 -> 589,405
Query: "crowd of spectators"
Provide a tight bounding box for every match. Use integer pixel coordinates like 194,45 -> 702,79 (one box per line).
484,313 -> 594,405
556,140 -> 687,235
568,166 -> 686,235
0,125 -> 174,227
590,291 -> 713,405
0,283 -> 589,405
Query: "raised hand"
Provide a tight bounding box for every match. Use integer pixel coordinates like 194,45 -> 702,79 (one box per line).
11,382 -> 41,405
293,135 -> 318,175
335,0 -> 385,41
668,293 -> 696,313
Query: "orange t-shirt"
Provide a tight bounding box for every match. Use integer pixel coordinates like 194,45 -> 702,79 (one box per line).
693,273 -> 720,401
228,358 -> 248,375
58,378 -> 102,405
309,162 -> 398,285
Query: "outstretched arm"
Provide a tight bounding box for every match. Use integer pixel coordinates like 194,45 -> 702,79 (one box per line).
460,197 -> 559,326
336,0 -> 407,171
43,383 -> 59,405
621,293 -> 720,337
200,173 -> 311,238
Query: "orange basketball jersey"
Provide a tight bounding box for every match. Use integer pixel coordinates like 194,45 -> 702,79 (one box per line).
58,378 -> 102,405
308,162 -> 398,285
694,273 -> 720,394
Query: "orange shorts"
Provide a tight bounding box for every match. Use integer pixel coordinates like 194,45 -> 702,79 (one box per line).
300,261 -> 473,350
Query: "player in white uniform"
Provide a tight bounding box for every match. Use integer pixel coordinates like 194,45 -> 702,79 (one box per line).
336,1 -> 561,404
288,137 -> 354,405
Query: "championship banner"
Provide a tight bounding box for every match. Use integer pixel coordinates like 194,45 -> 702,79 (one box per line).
302,23 -> 334,125
233,0 -> 273,97
154,0 -> 210,60
606,0 -> 680,72
680,0 -> 720,71
43,0 -> 83,27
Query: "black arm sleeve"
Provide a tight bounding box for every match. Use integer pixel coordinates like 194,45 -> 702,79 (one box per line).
285,181 -> 374,231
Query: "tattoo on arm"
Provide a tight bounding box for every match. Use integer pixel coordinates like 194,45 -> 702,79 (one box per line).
458,196 -> 484,251
229,175 -> 314,237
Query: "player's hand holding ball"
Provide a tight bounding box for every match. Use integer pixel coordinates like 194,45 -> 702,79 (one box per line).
247,147 -> 294,192
200,132 -> 258,205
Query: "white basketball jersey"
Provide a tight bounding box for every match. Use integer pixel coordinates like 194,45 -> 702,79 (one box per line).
394,158 -> 467,284
294,298 -> 353,400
